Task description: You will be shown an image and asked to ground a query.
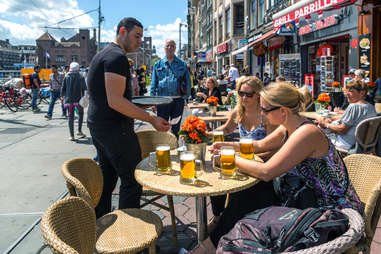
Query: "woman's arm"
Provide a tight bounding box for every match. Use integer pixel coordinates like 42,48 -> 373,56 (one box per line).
237,124 -> 326,181
213,109 -> 238,135
317,118 -> 350,134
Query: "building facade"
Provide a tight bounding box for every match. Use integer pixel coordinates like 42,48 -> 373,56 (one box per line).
188,0 -> 377,97
36,29 -> 97,68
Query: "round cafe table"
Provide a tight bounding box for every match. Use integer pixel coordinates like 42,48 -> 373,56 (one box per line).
135,151 -> 261,243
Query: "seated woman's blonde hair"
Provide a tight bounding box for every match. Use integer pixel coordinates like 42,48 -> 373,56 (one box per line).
235,75 -> 263,123
207,77 -> 218,88
260,82 -> 312,113
346,80 -> 367,93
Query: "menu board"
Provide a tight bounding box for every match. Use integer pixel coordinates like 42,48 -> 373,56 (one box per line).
279,54 -> 301,86
359,34 -> 371,70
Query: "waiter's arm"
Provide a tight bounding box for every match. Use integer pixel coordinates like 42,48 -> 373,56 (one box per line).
105,72 -> 169,131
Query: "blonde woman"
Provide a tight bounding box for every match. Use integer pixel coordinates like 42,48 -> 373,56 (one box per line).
189,82 -> 363,254
196,77 -> 222,105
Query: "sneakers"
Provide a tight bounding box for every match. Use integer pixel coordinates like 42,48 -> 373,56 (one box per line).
44,115 -> 52,120
32,108 -> 41,113
69,136 -> 75,141
77,132 -> 86,138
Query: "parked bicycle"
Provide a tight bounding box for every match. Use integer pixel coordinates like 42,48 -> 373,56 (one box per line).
0,85 -> 32,112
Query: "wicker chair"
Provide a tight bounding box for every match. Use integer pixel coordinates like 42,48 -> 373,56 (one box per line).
61,158 -> 163,254
343,154 -> 381,254
41,196 -> 96,254
135,129 -> 178,245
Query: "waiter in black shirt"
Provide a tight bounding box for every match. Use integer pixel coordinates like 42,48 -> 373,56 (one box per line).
87,17 -> 170,218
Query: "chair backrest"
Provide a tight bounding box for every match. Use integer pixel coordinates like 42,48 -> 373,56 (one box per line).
136,129 -> 178,158
344,154 -> 381,246
61,158 -> 103,209
354,115 -> 381,154
40,196 -> 96,254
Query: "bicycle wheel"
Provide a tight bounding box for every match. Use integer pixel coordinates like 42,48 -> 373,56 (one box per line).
5,96 -> 18,112
17,93 -> 32,110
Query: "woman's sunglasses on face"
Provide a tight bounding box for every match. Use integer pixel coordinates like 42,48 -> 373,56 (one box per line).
238,91 -> 255,98
260,106 -> 280,113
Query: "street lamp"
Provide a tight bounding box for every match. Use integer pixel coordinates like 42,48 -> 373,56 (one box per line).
179,22 -> 187,58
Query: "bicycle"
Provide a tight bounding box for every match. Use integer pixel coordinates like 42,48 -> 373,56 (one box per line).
0,86 -> 32,112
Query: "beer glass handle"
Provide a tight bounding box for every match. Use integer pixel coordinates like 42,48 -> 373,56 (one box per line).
212,154 -> 221,172
148,152 -> 156,169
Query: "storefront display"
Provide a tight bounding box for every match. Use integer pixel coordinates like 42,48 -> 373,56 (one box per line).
279,53 -> 301,85
320,56 -> 335,91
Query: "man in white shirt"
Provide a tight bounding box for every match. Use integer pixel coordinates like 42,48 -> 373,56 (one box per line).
228,63 -> 240,89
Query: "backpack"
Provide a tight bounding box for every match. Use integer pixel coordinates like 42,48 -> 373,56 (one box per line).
22,73 -> 33,89
217,206 -> 349,254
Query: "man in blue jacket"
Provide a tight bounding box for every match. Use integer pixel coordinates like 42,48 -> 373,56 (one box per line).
150,39 -> 191,137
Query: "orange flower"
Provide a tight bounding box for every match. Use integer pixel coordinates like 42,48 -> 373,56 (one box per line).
317,93 -> 330,102
367,81 -> 376,87
206,96 -> 218,106
331,81 -> 340,87
178,116 -> 208,144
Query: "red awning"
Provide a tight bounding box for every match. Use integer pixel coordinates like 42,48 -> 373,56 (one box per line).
248,31 -> 275,48
316,44 -> 333,57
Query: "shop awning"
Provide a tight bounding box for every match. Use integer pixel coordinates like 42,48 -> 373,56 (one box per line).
272,0 -> 356,30
248,30 -> 275,48
231,45 -> 248,56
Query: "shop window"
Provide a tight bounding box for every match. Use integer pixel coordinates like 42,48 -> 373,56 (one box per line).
258,0 -> 264,25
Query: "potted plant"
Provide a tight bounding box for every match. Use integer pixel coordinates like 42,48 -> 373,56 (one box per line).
331,81 -> 341,92
206,96 -> 219,116
178,116 -> 209,170
315,93 -> 330,113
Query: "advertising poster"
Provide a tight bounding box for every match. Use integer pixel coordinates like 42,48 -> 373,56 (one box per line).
304,74 -> 315,98
359,34 -> 371,70
342,75 -> 351,88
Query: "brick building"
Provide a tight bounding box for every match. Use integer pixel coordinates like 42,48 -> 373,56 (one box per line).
36,29 -> 97,68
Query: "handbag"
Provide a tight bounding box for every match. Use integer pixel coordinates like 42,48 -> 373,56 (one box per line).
79,91 -> 89,108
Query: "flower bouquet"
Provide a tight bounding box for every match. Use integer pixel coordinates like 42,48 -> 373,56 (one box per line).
331,81 -> 341,92
315,93 -> 330,113
179,116 -> 209,144
206,96 -> 218,116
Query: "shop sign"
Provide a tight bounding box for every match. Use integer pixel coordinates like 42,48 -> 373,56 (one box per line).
298,15 -> 338,36
273,0 -> 347,30
253,33 -> 263,41
253,44 -> 267,56
277,21 -> 296,36
217,42 -> 229,54
235,53 -> 244,60
359,34 -> 371,70
197,51 -> 208,63
351,38 -> 358,49
268,37 -> 286,51
304,74 -> 315,98
206,49 -> 213,61
238,39 -> 248,48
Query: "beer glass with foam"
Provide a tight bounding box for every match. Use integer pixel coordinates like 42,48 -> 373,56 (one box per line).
155,144 -> 171,173
220,146 -> 236,178
239,137 -> 254,160
212,130 -> 224,143
180,152 -> 196,184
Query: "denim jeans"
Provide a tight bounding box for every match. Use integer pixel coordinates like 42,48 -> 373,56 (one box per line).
89,122 -> 142,218
47,90 -> 65,117
31,88 -> 39,110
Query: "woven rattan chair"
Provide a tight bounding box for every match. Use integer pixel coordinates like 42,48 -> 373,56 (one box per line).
61,158 -> 163,254
343,154 -> 381,254
41,196 -> 96,254
135,129 -> 179,245
283,208 -> 364,254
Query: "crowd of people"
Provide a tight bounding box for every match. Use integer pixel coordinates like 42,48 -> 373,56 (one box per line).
25,15 -> 380,254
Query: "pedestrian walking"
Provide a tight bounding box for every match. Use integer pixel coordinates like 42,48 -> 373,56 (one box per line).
228,63 -> 239,89
61,62 -> 87,141
45,65 -> 66,120
31,65 -> 41,112
150,39 -> 191,137
87,17 -> 170,218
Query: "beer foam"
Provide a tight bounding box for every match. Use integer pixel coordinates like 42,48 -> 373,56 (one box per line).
180,153 -> 195,161
240,138 -> 252,144
157,145 -> 170,151
213,130 -> 224,135
221,148 -> 235,156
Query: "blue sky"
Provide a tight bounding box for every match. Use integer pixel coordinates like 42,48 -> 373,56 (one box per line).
0,0 -> 188,57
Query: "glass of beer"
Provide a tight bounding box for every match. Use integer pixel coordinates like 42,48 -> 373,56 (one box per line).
239,137 -> 254,160
220,146 -> 236,178
155,144 -> 171,173
212,130 -> 224,143
180,152 -> 196,184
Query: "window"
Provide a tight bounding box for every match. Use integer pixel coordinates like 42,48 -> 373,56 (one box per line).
218,15 -> 223,42
258,0 -> 264,25
250,0 -> 257,29
225,8 -> 231,38
56,55 -> 66,63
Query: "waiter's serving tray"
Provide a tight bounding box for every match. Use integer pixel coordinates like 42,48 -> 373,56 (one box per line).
132,96 -> 173,106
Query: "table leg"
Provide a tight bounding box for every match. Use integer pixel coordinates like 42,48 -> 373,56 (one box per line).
195,196 -> 207,243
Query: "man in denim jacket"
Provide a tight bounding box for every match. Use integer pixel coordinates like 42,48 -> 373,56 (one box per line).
150,39 -> 191,137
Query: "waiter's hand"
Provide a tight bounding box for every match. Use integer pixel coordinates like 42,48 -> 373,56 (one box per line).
151,116 -> 170,132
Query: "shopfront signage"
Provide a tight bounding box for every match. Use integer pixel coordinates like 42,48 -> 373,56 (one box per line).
304,74 -> 315,97
197,51 -> 208,63
206,49 -> 213,61
359,34 -> 371,70
273,0 -> 347,30
253,44 -> 267,56
217,42 -> 229,54
238,39 -> 248,48
298,15 -> 338,36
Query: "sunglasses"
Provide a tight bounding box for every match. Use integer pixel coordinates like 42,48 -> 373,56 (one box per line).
260,106 -> 280,113
238,91 -> 255,98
